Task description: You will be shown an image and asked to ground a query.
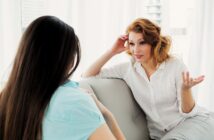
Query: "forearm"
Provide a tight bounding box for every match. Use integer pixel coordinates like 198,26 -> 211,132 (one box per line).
104,111 -> 126,140
82,50 -> 115,77
181,88 -> 195,113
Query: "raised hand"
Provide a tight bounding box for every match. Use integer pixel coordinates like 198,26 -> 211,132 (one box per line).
182,71 -> 205,90
110,35 -> 128,55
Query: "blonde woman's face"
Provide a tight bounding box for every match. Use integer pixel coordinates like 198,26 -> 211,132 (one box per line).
128,31 -> 152,63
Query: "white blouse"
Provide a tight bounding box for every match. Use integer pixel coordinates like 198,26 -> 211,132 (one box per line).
92,57 -> 209,139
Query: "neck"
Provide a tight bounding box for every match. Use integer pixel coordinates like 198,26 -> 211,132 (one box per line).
140,58 -> 160,80
141,58 -> 158,71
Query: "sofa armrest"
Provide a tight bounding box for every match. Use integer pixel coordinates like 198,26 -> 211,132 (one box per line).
79,78 -> 150,140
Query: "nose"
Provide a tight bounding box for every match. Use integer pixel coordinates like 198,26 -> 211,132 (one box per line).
133,44 -> 141,53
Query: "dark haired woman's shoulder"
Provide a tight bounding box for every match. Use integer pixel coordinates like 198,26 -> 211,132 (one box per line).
45,81 -> 101,121
55,81 -> 91,104
43,81 -> 105,139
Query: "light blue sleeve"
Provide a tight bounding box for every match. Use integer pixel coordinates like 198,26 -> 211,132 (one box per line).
43,84 -> 105,140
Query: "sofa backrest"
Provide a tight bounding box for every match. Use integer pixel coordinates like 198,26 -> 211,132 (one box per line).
79,78 -> 150,140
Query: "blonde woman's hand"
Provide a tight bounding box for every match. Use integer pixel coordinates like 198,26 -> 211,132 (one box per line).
110,35 -> 128,55
182,71 -> 205,90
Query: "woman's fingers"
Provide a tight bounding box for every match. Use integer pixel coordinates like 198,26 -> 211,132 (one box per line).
186,72 -> 189,85
120,34 -> 128,40
182,72 -> 185,83
193,75 -> 204,84
182,72 -> 187,85
182,71 -> 205,88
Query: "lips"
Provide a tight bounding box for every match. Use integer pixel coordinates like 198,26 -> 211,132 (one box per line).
134,54 -> 144,59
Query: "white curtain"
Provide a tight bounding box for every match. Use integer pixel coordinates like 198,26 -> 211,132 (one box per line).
188,0 -> 214,111
0,0 -> 22,87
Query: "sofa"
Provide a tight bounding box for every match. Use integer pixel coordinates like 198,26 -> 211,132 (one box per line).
79,78 -> 151,140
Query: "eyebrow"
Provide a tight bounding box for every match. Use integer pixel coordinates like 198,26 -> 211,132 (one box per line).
128,39 -> 145,42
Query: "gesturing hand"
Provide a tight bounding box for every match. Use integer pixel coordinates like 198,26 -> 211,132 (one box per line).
182,71 -> 205,90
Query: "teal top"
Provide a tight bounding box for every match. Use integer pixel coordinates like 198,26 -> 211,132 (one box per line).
42,80 -> 105,140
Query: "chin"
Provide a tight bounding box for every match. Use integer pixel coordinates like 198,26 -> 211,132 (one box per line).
134,58 -> 142,62
139,59 -> 148,64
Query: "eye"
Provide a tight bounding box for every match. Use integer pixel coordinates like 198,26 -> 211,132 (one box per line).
139,41 -> 147,45
128,42 -> 134,47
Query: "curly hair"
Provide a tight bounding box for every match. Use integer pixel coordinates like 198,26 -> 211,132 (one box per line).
126,18 -> 171,63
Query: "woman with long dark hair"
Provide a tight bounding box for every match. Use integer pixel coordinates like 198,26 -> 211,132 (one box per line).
0,16 -> 125,140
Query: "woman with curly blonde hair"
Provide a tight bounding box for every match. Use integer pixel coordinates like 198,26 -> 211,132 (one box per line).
83,18 -> 214,140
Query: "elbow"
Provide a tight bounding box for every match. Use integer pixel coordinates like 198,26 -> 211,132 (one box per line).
81,71 -> 99,78
81,73 -> 90,78
181,103 -> 195,113
81,72 -> 100,78
182,108 -> 193,113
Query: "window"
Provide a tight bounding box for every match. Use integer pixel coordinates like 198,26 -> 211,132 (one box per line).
146,0 -> 162,24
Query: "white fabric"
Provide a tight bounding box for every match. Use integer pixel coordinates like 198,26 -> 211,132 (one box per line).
188,0 -> 214,112
92,57 -> 210,139
161,114 -> 214,140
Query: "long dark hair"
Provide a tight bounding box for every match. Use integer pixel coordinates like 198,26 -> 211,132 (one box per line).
0,16 -> 81,140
